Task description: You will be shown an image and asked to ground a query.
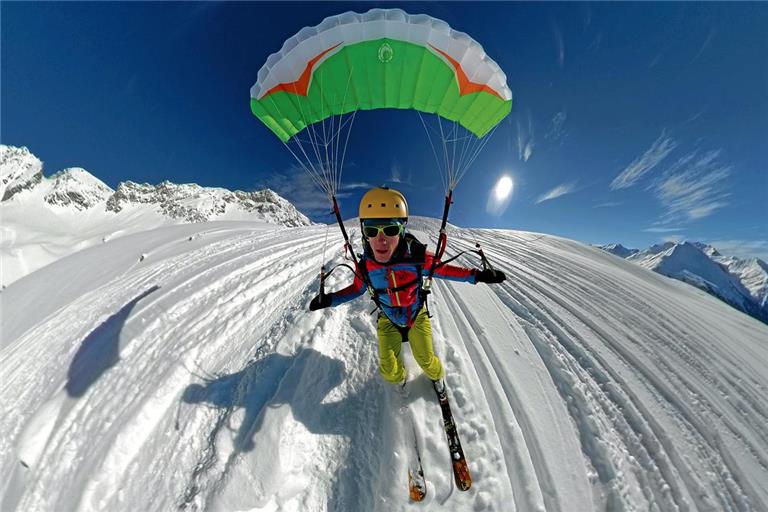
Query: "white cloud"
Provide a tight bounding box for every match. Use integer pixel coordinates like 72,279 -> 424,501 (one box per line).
388,160 -> 413,186
390,161 -> 402,183
652,149 -> 731,223
588,33 -> 603,52
536,181 -> 578,204
341,182 -> 373,190
594,201 -> 622,208
611,132 -> 677,190
263,169 -> 333,215
545,111 -> 567,142
691,29 -> 716,64
517,113 -> 534,162
643,226 -> 684,233
552,23 -> 565,69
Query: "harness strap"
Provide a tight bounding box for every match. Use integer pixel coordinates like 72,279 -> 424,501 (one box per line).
372,277 -> 421,295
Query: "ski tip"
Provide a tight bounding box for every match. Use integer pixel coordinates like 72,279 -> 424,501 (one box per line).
408,471 -> 427,502
409,486 -> 427,502
453,461 -> 472,491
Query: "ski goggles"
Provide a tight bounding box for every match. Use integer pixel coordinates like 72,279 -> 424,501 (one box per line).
362,221 -> 405,238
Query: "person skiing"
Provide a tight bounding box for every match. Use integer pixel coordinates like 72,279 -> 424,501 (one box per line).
309,186 -> 506,389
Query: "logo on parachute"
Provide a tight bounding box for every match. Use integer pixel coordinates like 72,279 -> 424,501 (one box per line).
377,42 -> 394,63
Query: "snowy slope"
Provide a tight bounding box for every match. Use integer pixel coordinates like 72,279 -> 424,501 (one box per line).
600,241 -> 768,324
715,257 -> 768,309
0,145 -> 311,286
2,219 -> 767,512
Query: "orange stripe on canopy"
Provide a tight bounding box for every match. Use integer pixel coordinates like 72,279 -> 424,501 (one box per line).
264,43 -> 342,97
429,44 -> 504,99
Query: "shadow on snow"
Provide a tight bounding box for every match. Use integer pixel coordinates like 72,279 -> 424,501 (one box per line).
179,346 -> 402,510
66,286 -> 160,398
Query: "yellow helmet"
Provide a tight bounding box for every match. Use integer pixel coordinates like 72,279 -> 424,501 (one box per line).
358,186 -> 408,220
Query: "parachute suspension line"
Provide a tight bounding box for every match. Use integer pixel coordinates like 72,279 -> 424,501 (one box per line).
454,125 -> 474,188
296,84 -> 327,188
416,112 -> 497,194
417,111 -> 448,195
333,68 -> 356,195
288,78 -> 331,195
455,123 -> 500,186
315,69 -> 358,302
437,115 -> 453,193
268,93 -> 334,199
337,109 -> 358,193
330,195 -> 379,308
280,137 -> 332,198
318,71 -> 333,194
268,77 -> 361,202
450,120 -> 459,188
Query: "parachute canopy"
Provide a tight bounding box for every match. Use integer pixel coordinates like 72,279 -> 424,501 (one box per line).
250,9 -> 513,143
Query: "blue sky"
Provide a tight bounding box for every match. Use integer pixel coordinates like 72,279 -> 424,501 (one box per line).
3,2 -> 767,259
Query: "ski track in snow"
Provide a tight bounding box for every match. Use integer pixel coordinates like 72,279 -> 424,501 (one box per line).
2,222 -> 767,512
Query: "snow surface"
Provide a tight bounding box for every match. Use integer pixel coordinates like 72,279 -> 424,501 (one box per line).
2,219 -> 768,512
0,145 -> 311,287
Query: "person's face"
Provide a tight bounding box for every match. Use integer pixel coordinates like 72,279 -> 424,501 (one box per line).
363,221 -> 403,263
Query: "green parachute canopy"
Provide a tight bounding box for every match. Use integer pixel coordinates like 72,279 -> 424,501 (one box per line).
250,9 -> 513,143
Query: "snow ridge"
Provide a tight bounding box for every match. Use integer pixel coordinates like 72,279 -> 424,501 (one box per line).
0,144 -> 312,286
0,146 -> 44,201
599,241 -> 768,324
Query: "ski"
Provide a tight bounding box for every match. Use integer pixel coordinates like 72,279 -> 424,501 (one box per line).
395,384 -> 427,501
406,419 -> 427,502
396,383 -> 427,502
433,379 -> 472,491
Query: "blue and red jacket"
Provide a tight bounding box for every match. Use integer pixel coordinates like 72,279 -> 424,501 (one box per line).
329,233 -> 477,327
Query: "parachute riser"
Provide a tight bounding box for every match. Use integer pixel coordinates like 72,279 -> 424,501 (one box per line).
476,243 -> 495,274
328,195 -> 379,304
422,190 -> 453,296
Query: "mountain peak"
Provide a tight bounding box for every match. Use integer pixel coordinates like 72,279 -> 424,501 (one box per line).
1,145 -> 314,285
1,144 -> 44,200
44,167 -> 114,210
106,180 -> 311,226
603,239 -> 767,324
598,243 -> 639,258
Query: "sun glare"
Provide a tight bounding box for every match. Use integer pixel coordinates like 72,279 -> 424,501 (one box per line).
494,176 -> 514,201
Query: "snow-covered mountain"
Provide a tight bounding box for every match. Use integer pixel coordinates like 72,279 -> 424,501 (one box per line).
1,220 -> 767,511
596,243 -> 638,259
599,241 -> 768,324
0,145 -> 311,286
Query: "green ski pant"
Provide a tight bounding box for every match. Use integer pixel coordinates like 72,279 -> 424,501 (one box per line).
377,308 -> 444,384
